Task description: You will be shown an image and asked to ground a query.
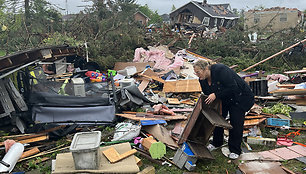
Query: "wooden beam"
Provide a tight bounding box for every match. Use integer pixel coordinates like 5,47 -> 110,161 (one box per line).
102,147 -> 137,163
242,39 -> 306,72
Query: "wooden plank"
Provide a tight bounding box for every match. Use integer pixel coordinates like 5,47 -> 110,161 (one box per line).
0,135 -> 49,147
116,113 -> 187,121
18,135 -> 49,144
138,79 -> 150,92
272,89 -> 306,96
167,98 -> 180,105
284,69 -> 306,74
141,74 -> 165,83
114,62 -> 155,72
178,96 -> 203,145
18,146 -> 70,162
20,147 -> 40,159
102,147 -> 137,163
276,84 -> 296,88
244,118 -> 266,126
242,38 -> 306,72
163,79 -> 201,93
296,98 -> 306,106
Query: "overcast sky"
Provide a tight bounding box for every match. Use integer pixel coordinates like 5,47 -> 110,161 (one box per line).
49,0 -> 306,14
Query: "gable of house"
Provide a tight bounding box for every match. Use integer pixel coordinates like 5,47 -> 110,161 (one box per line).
134,11 -> 150,25
244,7 -> 302,32
170,1 -> 239,28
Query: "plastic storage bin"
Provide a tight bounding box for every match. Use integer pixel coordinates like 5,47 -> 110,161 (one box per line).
70,131 -> 101,170
267,118 -> 290,127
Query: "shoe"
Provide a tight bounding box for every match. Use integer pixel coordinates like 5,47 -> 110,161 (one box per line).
228,152 -> 239,160
207,144 -> 217,151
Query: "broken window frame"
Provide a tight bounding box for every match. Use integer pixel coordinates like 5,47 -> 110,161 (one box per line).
226,20 -> 232,28
202,17 -> 210,26
214,18 -> 218,26
279,13 -> 287,22
220,18 -> 225,27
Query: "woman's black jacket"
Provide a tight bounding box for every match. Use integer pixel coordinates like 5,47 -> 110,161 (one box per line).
199,64 -> 254,112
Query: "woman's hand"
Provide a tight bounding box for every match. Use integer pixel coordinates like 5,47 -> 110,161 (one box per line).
205,93 -> 216,104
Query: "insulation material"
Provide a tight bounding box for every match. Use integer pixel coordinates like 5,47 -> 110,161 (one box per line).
133,48 -> 172,70
167,50 -> 184,70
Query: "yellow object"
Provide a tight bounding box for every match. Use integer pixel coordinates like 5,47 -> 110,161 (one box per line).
1,25 -> 7,31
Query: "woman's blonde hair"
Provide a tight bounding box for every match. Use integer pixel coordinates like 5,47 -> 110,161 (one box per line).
193,60 -> 216,70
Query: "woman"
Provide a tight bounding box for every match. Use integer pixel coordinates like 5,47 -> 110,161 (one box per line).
193,60 -> 254,159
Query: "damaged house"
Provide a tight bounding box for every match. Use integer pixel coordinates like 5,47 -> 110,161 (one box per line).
169,0 -> 239,30
244,7 -> 304,32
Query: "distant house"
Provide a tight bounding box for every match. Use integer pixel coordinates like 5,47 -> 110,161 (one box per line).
244,7 -> 303,32
134,11 -> 150,26
169,0 -> 239,30
161,14 -> 171,24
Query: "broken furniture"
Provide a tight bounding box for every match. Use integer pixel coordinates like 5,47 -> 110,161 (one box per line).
173,142 -> 197,171
249,79 -> 268,96
178,94 -> 232,159
30,76 -> 116,124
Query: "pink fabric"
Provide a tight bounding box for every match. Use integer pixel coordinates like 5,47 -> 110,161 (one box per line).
167,50 -> 184,69
4,139 -> 16,153
133,47 -> 172,70
266,74 -> 289,82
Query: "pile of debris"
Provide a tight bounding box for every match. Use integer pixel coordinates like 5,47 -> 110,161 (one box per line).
0,44 -> 305,173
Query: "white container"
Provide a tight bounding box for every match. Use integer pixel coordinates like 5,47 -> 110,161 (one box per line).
70,131 -> 101,170
71,78 -> 86,97
119,79 -> 135,88
0,143 -> 24,173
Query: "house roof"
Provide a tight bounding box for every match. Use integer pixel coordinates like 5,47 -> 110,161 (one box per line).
170,1 -> 239,20
134,11 -> 151,20
247,7 -> 300,12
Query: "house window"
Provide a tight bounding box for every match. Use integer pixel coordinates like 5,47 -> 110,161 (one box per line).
280,13 -> 287,22
232,20 -> 236,27
220,19 -> 225,27
226,20 -> 231,28
254,13 -> 260,23
202,17 -> 210,26
214,18 -> 217,26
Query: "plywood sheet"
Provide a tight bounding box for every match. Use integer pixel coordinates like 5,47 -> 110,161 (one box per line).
53,142 -> 139,173
114,62 -> 155,72
143,124 -> 179,148
287,145 -> 306,156
163,79 -> 201,93
269,147 -> 303,160
258,151 -> 283,161
238,162 -> 286,174
138,79 -> 150,92
167,98 -> 180,105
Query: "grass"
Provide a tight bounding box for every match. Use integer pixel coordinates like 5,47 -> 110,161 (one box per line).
5,121 -> 306,173
138,124 -> 306,174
